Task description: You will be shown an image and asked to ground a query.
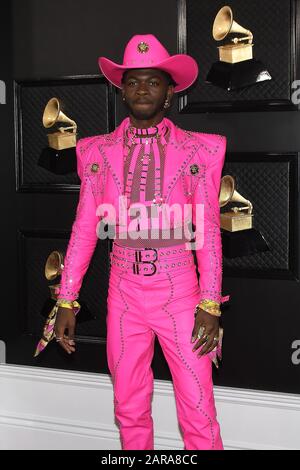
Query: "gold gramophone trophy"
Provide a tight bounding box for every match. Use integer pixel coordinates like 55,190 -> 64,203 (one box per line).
34,250 -> 74,357
39,249 -> 93,322
206,5 -> 272,90
219,175 -> 269,257
43,97 -> 77,150
219,175 -> 253,231
45,250 -> 65,300
38,97 -> 78,174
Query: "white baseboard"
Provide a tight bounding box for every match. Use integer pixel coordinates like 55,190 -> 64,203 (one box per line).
0,364 -> 299,450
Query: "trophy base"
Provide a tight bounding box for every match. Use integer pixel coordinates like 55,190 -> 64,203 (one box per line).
206,58 -> 272,91
47,132 -> 77,151
221,228 -> 270,258
38,147 -> 77,175
221,212 -> 253,232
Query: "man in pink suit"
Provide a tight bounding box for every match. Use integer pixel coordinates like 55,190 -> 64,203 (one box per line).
53,34 -> 229,450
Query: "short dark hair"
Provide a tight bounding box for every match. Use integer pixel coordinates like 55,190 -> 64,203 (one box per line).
121,69 -> 177,87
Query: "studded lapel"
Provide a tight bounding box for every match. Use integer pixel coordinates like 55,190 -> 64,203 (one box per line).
96,117 -> 202,202
162,118 -> 201,202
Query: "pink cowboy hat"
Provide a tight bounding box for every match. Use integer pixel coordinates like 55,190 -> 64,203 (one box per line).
98,34 -> 199,93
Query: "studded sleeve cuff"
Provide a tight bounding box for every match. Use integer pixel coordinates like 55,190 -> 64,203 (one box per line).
192,135 -> 227,304
56,138 -> 100,301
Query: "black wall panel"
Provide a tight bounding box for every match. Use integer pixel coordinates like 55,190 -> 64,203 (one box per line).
1,0 -> 299,393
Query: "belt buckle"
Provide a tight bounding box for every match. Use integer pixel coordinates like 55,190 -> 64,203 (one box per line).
132,248 -> 158,276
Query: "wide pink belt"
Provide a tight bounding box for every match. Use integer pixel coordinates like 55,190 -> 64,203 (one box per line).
110,242 -> 194,276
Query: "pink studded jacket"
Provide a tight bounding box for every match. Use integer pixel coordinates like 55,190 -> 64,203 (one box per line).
56,116 -> 229,305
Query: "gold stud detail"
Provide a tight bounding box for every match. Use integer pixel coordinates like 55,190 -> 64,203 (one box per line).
190,164 -> 199,175
137,41 -> 149,53
91,163 -> 99,173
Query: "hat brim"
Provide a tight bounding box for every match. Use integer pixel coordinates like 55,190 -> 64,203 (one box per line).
98,54 -> 198,93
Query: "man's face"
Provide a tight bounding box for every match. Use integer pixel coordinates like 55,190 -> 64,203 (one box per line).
121,68 -> 174,121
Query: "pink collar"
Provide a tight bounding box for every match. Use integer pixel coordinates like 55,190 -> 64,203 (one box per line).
124,117 -> 169,145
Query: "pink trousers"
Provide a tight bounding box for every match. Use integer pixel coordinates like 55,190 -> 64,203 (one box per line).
106,244 -> 223,450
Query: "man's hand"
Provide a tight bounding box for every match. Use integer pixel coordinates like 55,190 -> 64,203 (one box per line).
191,307 -> 220,357
54,307 -> 76,355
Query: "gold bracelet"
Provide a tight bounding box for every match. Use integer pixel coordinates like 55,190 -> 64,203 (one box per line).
56,299 -> 80,310
197,299 -> 221,317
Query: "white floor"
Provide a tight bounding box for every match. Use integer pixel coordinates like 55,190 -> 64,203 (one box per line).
0,364 -> 299,450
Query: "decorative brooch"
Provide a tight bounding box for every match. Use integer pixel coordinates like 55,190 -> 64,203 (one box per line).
137,41 -> 149,53
91,163 -> 99,173
190,163 -> 199,175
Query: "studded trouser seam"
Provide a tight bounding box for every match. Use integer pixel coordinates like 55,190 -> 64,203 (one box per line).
163,271 -> 216,449
111,271 -> 128,449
